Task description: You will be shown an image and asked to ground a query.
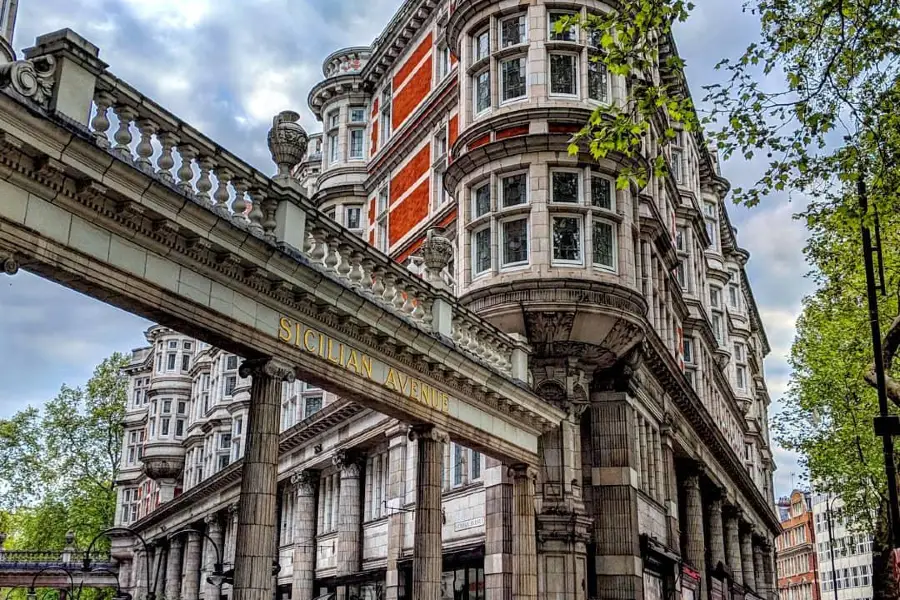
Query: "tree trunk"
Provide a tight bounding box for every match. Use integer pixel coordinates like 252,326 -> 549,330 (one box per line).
872,501 -> 900,599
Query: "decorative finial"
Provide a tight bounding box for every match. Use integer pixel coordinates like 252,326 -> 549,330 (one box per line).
267,110 -> 308,179
421,229 -> 454,290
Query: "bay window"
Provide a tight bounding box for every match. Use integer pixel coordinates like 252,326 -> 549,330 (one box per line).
588,57 -> 610,102
501,218 -> 528,267
474,69 -> 491,114
501,172 -> 527,208
472,226 -> 491,276
548,11 -> 576,42
592,219 -> 615,269
500,14 -> 526,48
500,56 -> 526,102
474,28 -> 490,62
552,216 -> 583,264
549,53 -> 578,96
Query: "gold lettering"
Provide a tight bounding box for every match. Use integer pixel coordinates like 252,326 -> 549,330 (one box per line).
327,338 -> 341,364
278,317 -> 293,343
409,378 -> 419,401
361,354 -> 373,379
384,368 -> 398,391
295,322 -> 302,346
397,371 -> 409,395
421,385 -> 431,407
346,349 -> 360,374
304,329 -> 317,353
318,332 -> 326,357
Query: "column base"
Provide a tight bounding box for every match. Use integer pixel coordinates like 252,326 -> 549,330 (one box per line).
536,514 -> 592,600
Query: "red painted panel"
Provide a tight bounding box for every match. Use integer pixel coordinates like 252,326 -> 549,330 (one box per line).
449,114 -> 459,146
549,123 -> 580,134
390,179 -> 430,245
393,32 -> 434,89
390,145 -> 431,203
371,121 -> 379,156
437,208 -> 457,229
467,133 -> 491,151
495,125 -> 529,140
393,57 -> 433,130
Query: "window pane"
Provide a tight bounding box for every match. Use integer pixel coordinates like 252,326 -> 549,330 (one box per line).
475,70 -> 491,113
501,173 -> 527,207
501,57 -> 526,102
550,54 -> 577,95
553,217 -> 582,262
502,219 -> 528,265
347,207 -> 361,229
501,16 -> 526,47
474,31 -> 490,61
552,172 -> 579,203
592,220 -> 614,267
588,57 -> 609,102
349,108 -> 366,122
591,176 -> 611,208
349,129 -> 364,159
474,184 -> 491,217
549,12 -> 575,41
305,395 -> 323,417
473,228 -> 491,274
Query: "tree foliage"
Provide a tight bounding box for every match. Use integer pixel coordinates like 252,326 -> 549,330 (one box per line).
0,353 -> 129,551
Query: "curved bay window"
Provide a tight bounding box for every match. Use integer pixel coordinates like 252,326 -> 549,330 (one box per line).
467,171 -> 531,281
548,167 -> 619,272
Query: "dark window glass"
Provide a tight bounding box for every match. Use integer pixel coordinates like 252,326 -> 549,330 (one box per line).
474,184 -> 491,217
553,217 -> 582,262
473,228 -> 491,274
501,57 -> 526,101
549,12 -> 576,41
305,395 -> 323,417
502,219 -> 528,265
592,220 -> 614,267
501,173 -> 527,207
475,71 -> 491,113
501,15 -> 526,48
591,176 -> 611,208
588,56 -> 609,102
552,172 -> 580,203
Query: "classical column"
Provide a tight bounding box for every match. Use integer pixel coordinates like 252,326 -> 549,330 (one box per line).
484,458 -> 513,600
410,425 -> 447,600
292,469 -> 319,600
385,426 -> 408,600
226,503 -> 240,567
165,536 -> 184,600
118,559 -> 133,598
739,527 -> 756,591
707,494 -> 727,573
335,449 -> 365,576
204,513 -> 225,600
753,541 -> 765,595
761,541 -> 775,599
133,547 -> 148,600
682,468 -> 706,600
723,507 -> 743,588
234,358 -> 295,600
660,415 -> 680,550
510,464 -> 538,600
182,531 -> 202,600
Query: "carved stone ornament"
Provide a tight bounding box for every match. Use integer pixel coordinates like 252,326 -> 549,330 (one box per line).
238,357 -> 296,383
1,256 -> 19,276
0,56 -> 56,107
332,449 -> 365,476
421,229 -> 454,284
407,424 -> 449,444
508,463 -> 539,482
267,110 -> 308,177
290,468 -> 320,494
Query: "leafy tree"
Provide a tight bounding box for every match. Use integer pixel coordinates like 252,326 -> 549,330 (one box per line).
0,353 -> 129,550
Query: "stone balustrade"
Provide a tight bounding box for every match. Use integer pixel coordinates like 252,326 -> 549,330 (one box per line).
13,28 -> 529,383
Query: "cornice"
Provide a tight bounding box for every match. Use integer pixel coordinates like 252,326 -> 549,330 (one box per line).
308,74 -> 368,120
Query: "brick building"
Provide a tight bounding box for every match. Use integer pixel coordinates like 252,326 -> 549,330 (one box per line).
112,1 -> 781,600
777,490 -> 820,600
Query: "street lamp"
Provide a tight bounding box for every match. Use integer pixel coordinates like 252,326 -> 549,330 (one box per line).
89,567 -> 132,600
166,528 -> 226,587
82,527 -> 156,600
26,566 -> 76,600
824,495 -> 840,600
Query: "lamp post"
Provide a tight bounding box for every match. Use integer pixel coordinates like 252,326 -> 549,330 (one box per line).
824,495 -> 840,600
26,566 -> 76,600
89,567 -> 133,600
82,527 -> 156,600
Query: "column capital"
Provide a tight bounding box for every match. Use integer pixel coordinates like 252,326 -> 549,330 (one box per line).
204,512 -> 222,529
291,468 -> 320,494
227,502 -> 240,516
407,424 -> 449,444
508,463 -> 539,482
239,357 -> 296,382
333,449 -> 365,476
168,534 -> 184,549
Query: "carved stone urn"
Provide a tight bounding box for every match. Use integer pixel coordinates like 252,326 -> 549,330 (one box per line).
267,110 -> 309,178
421,229 -> 454,289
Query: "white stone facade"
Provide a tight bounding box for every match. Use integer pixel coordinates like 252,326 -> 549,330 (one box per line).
810,493 -> 874,600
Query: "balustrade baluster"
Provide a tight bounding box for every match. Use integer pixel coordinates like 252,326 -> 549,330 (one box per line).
135,119 -> 157,173
370,266 -> 386,297
348,252 -> 364,287
381,273 -> 397,305
231,179 -> 250,223
336,244 -> 354,280
195,157 -> 215,208
323,233 -> 340,273
156,132 -> 178,184
177,145 -> 198,196
91,92 -> 115,149
262,197 -> 278,242
213,167 -> 233,216
112,105 -> 138,160
308,227 -> 328,264
247,189 -> 266,237
359,258 -> 376,293
412,292 -> 429,323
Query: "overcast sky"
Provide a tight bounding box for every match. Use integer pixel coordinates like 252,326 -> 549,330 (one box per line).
0,0 -> 811,498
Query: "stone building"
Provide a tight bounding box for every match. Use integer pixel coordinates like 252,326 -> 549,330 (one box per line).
776,490 -> 820,600
111,1 -> 781,600
810,493 -> 874,600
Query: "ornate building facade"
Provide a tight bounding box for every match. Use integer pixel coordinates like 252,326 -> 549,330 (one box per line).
113,2 -> 780,600
776,490 -> 820,600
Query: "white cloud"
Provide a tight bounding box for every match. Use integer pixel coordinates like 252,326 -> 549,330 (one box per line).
119,0 -> 213,29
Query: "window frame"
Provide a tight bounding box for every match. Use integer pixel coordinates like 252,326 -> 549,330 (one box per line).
473,27 -> 491,62
499,171 -> 529,209
551,213 -> 584,266
471,224 -> 492,277
549,52 -> 580,97
499,55 -> 528,104
473,68 -> 491,116
499,215 -> 530,269
348,128 -> 365,161
548,10 -> 577,42
591,216 -> 617,271
499,13 -> 527,49
550,169 -> 582,204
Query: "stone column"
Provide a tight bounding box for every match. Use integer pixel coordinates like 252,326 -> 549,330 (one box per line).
723,507 -> 743,588
335,449 -> 365,576
761,541 -> 775,599
752,541 -> 765,595
205,513 -> 225,600
660,417 -> 680,550
410,425 -> 447,600
291,469 -> 319,600
510,464 -> 538,600
226,503 -> 240,567
682,468 -> 706,600
589,389 -> 643,598
165,537 -> 184,600
484,458 -> 513,600
182,531 -> 202,600
739,527 -> 756,591
385,426 -> 408,600
233,358 -> 295,600
707,494 -> 727,573
118,559 -> 133,598
133,547 -> 148,600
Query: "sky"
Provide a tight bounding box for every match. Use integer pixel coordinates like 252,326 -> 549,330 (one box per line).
0,0 -> 812,498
